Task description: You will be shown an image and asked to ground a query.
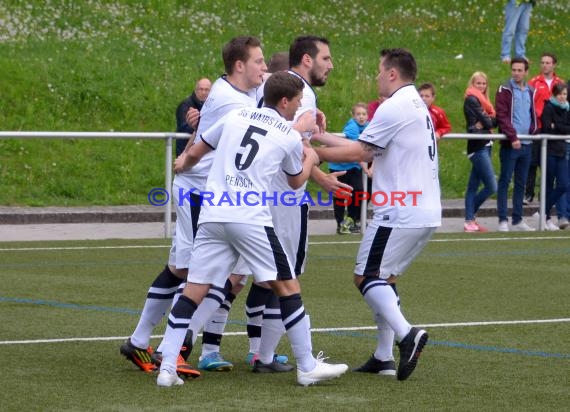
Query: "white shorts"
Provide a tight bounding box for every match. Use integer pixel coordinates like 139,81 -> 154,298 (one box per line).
354,222 -> 436,279
188,222 -> 295,288
270,203 -> 308,275
168,182 -> 201,269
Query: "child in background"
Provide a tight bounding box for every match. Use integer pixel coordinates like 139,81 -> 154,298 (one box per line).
418,83 -> 452,140
329,102 -> 370,234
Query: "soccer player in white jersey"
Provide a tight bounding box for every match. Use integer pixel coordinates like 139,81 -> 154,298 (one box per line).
157,71 -> 349,387
119,36 -> 266,376
314,48 -> 442,381
245,36 -> 355,369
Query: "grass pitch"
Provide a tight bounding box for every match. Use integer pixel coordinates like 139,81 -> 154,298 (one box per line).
1,233 -> 569,411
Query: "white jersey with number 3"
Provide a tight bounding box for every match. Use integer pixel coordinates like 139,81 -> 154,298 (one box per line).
359,84 -> 441,228
199,106 -> 304,226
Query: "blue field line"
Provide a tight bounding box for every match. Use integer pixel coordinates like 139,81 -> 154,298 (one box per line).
0,296 -> 143,315
325,330 -> 570,359
0,296 -> 242,325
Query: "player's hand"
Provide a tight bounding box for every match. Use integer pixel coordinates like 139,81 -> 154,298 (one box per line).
186,108 -> 200,129
173,153 -> 187,174
511,139 -> 521,150
317,170 -> 352,192
316,109 -> 327,133
294,110 -> 316,137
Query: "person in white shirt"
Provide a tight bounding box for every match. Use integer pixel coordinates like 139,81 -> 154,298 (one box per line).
314,48 -> 441,381
157,71 -> 348,387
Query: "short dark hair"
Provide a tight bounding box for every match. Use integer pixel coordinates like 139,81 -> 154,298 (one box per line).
552,82 -> 567,97
418,82 -> 435,95
222,36 -> 262,75
511,56 -> 529,71
541,52 -> 558,65
380,48 -> 417,82
267,52 -> 289,73
263,72 -> 304,107
289,35 -> 329,68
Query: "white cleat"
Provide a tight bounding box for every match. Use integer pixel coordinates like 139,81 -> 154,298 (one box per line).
157,370 -> 184,387
297,352 -> 348,386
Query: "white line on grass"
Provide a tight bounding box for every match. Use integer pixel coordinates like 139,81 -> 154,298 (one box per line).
2,318 -> 568,345
0,236 -> 565,251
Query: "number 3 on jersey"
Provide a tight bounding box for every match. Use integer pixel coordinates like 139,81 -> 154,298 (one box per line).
235,125 -> 266,170
426,115 -> 436,161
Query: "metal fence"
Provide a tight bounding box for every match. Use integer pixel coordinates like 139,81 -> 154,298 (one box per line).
1,131 -> 568,235
0,131 -> 190,237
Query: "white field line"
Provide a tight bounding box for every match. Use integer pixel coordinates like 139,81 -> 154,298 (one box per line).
1,318 -> 569,345
0,236 -> 565,252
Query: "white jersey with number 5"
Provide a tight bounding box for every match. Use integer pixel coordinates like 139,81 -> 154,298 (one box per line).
359,84 -> 441,228
199,106 -> 304,226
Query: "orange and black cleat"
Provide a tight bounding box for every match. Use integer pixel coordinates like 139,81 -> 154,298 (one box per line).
120,338 -> 157,373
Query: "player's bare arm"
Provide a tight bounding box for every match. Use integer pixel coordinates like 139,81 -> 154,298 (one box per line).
287,146 -> 320,189
292,110 -> 316,136
314,140 -> 375,164
173,140 -> 212,173
310,131 -> 354,147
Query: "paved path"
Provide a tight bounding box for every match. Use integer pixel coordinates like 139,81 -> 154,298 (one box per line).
0,199 -> 556,242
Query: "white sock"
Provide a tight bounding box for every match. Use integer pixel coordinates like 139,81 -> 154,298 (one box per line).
373,313 -> 395,361
258,309 -> 286,364
361,279 -> 411,341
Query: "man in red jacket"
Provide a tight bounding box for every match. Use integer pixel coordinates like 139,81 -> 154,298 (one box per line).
418,83 -> 452,141
524,52 -> 566,203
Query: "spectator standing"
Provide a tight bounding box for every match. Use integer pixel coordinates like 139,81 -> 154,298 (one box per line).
463,72 -> 498,233
500,0 -> 535,64
175,78 -> 212,156
330,102 -> 369,234
418,83 -> 452,140
367,95 -> 386,121
524,53 -> 565,204
495,57 -> 538,231
540,83 -> 570,230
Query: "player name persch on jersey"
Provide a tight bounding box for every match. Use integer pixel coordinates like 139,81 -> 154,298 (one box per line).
225,174 -> 254,189
238,108 -> 292,134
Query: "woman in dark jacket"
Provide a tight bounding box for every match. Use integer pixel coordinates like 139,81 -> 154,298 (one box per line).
463,72 -> 498,232
540,82 -> 570,230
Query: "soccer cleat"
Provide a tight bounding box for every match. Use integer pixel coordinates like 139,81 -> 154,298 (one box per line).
252,359 -> 294,373
353,355 -> 396,376
559,217 -> 569,229
157,370 -> 184,387
197,352 -> 233,371
150,351 -> 200,379
297,351 -> 348,386
119,338 -> 156,372
245,352 -> 289,366
396,327 -> 428,381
